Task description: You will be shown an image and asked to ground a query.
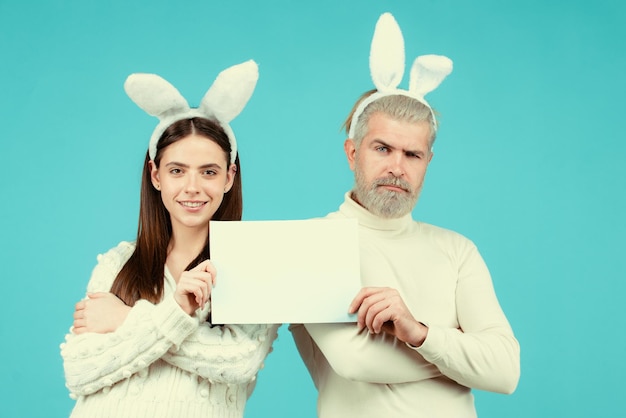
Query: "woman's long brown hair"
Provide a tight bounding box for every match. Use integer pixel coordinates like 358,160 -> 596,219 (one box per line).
110,117 -> 242,306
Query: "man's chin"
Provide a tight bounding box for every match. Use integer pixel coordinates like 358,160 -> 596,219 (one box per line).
368,198 -> 414,218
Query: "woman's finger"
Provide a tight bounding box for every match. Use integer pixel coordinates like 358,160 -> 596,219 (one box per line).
190,260 -> 217,283
73,309 -> 83,320
73,318 -> 85,330
74,300 -> 85,311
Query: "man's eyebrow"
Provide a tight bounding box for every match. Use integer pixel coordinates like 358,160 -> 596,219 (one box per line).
371,139 -> 424,156
405,149 -> 427,157
372,139 -> 394,149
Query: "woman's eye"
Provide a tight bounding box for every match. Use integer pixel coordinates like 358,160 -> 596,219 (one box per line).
169,168 -> 182,175
203,170 -> 217,176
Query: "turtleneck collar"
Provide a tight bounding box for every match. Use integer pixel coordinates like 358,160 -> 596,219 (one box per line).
339,192 -> 414,233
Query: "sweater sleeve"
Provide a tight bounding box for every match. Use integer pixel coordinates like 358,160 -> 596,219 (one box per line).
290,322 -> 442,384
414,242 -> 520,394
61,297 -> 198,396
60,243 -> 199,396
291,237 -> 520,392
61,243 -> 281,395
161,323 -> 280,384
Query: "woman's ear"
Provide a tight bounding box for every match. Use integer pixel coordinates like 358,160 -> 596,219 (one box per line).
149,160 -> 161,190
224,163 -> 237,193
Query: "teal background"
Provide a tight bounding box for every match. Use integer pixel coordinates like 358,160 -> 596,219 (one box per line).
1,0 -> 625,417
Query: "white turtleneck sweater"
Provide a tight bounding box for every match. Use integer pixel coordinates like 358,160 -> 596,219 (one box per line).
61,241 -> 279,418
290,193 -> 520,418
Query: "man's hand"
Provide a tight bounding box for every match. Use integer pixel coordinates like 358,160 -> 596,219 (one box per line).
73,292 -> 131,335
174,259 -> 216,315
348,287 -> 428,347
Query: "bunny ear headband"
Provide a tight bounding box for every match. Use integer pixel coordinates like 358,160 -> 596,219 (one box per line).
124,60 -> 259,163
348,13 -> 453,139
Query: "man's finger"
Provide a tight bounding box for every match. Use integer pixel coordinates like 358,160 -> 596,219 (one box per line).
349,287 -> 382,313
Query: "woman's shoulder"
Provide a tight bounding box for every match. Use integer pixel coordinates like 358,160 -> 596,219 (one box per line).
97,241 -> 137,265
86,241 -> 137,293
108,240 -> 137,255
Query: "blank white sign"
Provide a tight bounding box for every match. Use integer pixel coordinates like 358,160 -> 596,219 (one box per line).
209,218 -> 361,324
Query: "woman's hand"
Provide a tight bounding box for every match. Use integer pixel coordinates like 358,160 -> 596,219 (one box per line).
174,260 -> 217,315
73,292 -> 131,335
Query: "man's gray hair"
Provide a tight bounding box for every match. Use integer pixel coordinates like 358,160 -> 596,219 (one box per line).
351,94 -> 437,149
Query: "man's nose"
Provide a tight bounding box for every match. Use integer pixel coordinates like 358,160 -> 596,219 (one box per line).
388,154 -> 405,177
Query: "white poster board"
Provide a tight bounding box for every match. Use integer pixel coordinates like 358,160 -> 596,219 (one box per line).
210,219 -> 361,324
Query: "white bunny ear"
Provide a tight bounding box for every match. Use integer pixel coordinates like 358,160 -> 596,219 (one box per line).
124,73 -> 190,119
370,12 -> 405,92
199,60 -> 259,123
409,55 -> 453,98
125,61 -> 258,162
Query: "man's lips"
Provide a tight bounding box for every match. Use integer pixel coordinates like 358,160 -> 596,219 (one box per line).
377,183 -> 409,193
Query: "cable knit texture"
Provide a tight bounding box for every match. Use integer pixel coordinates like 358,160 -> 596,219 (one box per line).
61,241 -> 279,418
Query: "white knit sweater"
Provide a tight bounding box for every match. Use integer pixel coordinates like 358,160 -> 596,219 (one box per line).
61,241 -> 279,418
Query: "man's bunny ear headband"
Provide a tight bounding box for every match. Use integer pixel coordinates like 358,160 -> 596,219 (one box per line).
348,13 -> 453,139
124,60 -> 259,163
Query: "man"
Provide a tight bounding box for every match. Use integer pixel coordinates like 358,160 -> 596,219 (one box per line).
289,13 -> 520,418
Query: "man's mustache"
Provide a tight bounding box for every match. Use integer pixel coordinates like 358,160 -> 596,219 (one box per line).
373,177 -> 412,193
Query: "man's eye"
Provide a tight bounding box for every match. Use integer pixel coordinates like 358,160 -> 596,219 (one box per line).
375,146 -> 388,153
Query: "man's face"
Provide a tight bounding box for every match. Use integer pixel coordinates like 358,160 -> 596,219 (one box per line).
345,112 -> 433,218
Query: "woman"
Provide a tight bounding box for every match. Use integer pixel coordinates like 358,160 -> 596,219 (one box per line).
61,61 -> 279,418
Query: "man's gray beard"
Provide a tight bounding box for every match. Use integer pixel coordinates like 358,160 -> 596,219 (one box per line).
353,166 -> 418,219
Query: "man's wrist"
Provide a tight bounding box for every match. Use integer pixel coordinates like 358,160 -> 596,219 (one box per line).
407,321 -> 428,348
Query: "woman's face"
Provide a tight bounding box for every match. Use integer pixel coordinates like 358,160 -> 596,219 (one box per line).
150,134 -> 236,233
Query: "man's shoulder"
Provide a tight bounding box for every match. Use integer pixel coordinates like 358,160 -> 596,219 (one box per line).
416,221 -> 475,246
322,208 -> 344,220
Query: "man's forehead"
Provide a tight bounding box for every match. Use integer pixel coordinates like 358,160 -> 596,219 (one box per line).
363,115 -> 431,150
